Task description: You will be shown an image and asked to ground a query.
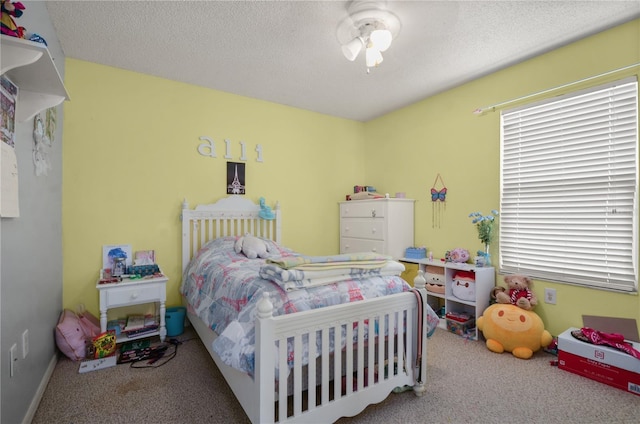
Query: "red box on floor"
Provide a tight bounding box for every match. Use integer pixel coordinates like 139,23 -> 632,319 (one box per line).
557,327 -> 640,397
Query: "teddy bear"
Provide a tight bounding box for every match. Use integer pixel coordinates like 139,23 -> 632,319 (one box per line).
494,274 -> 537,311
234,233 -> 270,259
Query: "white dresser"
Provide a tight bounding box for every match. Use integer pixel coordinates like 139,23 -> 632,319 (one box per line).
339,198 -> 415,259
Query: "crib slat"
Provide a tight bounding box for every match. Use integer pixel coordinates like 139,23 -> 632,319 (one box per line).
278,338 -> 287,422
356,318 -> 364,392
388,312 -> 396,377
321,328 -> 330,404
345,322 -> 354,396
368,316 -> 375,387
307,332 -> 317,411
397,311 -> 405,375
377,315 -> 385,382
293,334 -> 303,416
333,325 -> 342,399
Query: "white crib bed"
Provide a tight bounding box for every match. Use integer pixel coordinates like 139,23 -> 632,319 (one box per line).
180,196 -> 428,423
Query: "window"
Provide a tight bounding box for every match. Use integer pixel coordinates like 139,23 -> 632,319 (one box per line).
500,78 -> 638,292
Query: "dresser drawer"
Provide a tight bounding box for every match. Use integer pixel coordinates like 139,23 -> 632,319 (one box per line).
340,219 -> 384,240
340,237 -> 386,254
103,283 -> 164,308
340,202 -> 386,218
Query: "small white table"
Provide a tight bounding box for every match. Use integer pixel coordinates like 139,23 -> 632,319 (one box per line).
96,273 -> 168,343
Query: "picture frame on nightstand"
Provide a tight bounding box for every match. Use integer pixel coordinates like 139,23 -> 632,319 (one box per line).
102,244 -> 132,270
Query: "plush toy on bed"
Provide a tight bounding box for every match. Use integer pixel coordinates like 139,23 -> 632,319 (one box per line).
234,233 -> 270,259
477,303 -> 552,359
494,274 -> 537,311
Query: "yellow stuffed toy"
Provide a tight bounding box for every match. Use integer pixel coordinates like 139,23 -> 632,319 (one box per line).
477,303 -> 552,359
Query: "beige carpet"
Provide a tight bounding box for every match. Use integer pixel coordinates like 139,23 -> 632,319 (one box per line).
32,327 -> 640,424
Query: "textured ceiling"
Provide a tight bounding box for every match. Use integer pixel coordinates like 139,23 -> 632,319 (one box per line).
46,1 -> 640,122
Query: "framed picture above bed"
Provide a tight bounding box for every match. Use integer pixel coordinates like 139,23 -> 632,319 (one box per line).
227,162 -> 245,195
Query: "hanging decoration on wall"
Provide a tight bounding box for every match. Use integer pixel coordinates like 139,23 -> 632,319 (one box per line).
32,112 -> 50,176
227,162 -> 246,195
31,107 -> 56,176
43,107 -> 56,146
430,173 -> 447,229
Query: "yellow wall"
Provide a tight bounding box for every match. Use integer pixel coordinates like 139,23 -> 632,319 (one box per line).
365,19 -> 640,336
63,19 -> 639,336
62,60 -> 365,314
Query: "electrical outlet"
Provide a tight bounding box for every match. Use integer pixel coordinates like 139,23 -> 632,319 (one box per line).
10,343 -> 17,377
545,288 -> 557,304
22,329 -> 29,359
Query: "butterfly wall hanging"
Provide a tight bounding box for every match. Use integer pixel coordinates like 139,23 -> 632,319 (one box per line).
431,173 -> 447,228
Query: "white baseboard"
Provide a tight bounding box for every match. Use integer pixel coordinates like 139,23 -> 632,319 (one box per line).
22,353 -> 58,424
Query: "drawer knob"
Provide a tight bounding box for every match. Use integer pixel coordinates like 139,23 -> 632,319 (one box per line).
371,210 -> 376,217
131,292 -> 138,299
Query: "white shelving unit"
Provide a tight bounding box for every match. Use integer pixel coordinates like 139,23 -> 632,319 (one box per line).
402,258 -> 495,340
1,35 -> 69,122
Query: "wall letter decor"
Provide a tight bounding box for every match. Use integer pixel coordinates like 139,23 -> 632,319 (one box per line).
197,136 -> 264,162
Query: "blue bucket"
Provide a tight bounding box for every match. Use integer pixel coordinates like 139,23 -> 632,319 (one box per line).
165,306 -> 186,337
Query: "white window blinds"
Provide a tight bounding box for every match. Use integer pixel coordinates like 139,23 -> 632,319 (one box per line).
500,78 -> 638,292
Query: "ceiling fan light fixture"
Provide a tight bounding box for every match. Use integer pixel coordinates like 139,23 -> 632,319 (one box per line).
365,45 -> 383,68
342,36 -> 365,61
370,28 -> 392,52
336,1 -> 401,71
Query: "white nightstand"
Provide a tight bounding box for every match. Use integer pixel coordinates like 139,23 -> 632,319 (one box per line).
96,272 -> 168,343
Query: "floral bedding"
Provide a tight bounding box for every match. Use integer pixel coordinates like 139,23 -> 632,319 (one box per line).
180,236 -> 439,376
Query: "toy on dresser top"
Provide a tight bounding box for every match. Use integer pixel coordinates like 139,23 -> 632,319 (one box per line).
405,247 -> 426,259
445,247 -> 470,263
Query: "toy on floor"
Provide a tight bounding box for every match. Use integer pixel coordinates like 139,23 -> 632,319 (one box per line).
477,303 -> 552,359
1,0 -> 25,38
493,274 -> 537,310
234,233 -> 270,259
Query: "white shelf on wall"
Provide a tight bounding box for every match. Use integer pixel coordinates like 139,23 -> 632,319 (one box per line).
1,35 -> 69,122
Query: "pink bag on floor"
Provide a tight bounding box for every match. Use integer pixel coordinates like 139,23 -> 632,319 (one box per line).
55,308 -> 101,361
77,310 -> 100,338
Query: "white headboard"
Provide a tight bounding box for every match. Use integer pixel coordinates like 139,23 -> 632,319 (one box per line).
181,196 -> 282,274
